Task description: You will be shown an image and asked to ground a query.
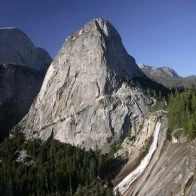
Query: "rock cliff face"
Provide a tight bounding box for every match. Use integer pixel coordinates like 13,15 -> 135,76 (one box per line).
0,64 -> 44,139
125,134 -> 196,196
0,27 -> 52,70
0,27 -> 52,139
20,19 -> 153,152
113,112 -> 196,196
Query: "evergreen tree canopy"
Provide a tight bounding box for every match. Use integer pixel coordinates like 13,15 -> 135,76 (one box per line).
0,128 -> 121,195
168,85 -> 196,140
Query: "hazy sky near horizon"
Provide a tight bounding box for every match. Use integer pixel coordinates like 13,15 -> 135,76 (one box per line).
0,0 -> 196,76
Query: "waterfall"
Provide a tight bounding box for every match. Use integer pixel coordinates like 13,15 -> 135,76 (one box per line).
114,121 -> 161,195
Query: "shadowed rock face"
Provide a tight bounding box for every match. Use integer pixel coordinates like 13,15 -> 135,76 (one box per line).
0,64 -> 44,140
0,27 -> 52,140
0,27 -> 52,70
19,18 -> 153,152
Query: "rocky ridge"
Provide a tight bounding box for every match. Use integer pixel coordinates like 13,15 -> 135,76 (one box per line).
138,64 -> 180,78
139,64 -> 196,88
19,18 -> 156,152
0,27 -> 51,70
0,27 -> 52,139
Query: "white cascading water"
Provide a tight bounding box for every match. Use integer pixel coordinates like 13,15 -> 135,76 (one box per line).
114,121 -> 161,195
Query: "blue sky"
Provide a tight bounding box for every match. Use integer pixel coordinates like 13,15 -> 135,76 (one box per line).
0,0 -> 196,76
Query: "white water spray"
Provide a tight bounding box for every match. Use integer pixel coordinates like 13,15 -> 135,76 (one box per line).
114,121 -> 161,195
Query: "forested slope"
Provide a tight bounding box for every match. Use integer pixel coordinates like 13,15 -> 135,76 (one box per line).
168,85 -> 196,140
0,128 -> 124,195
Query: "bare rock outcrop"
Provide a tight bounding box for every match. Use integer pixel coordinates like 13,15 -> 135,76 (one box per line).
0,27 -> 52,70
113,111 -> 166,186
0,27 -> 52,139
123,117 -> 196,196
19,19 -> 155,152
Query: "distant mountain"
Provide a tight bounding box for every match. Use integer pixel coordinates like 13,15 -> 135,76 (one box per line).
139,64 -> 196,89
0,27 -> 52,70
185,75 -> 196,79
138,64 -> 180,78
0,64 -> 44,140
0,27 -> 52,140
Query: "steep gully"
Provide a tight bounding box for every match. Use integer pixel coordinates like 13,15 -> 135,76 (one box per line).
114,121 -> 162,195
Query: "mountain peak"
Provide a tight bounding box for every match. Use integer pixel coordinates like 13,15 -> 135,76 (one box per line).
62,19 -> 142,79
65,18 -> 121,45
19,19 -> 150,152
0,27 -> 52,70
139,64 -> 180,78
87,18 -> 120,37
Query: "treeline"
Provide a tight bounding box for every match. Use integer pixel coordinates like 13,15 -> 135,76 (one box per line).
132,75 -> 170,98
168,85 -> 196,140
0,128 -> 120,195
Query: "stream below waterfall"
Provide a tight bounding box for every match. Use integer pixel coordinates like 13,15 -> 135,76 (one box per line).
114,121 -> 161,195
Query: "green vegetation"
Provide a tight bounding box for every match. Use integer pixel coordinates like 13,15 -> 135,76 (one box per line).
124,75 -> 170,112
168,85 -> 196,140
0,127 -> 122,195
123,74 -> 170,99
145,74 -> 196,89
127,129 -> 136,141
132,75 -> 170,98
